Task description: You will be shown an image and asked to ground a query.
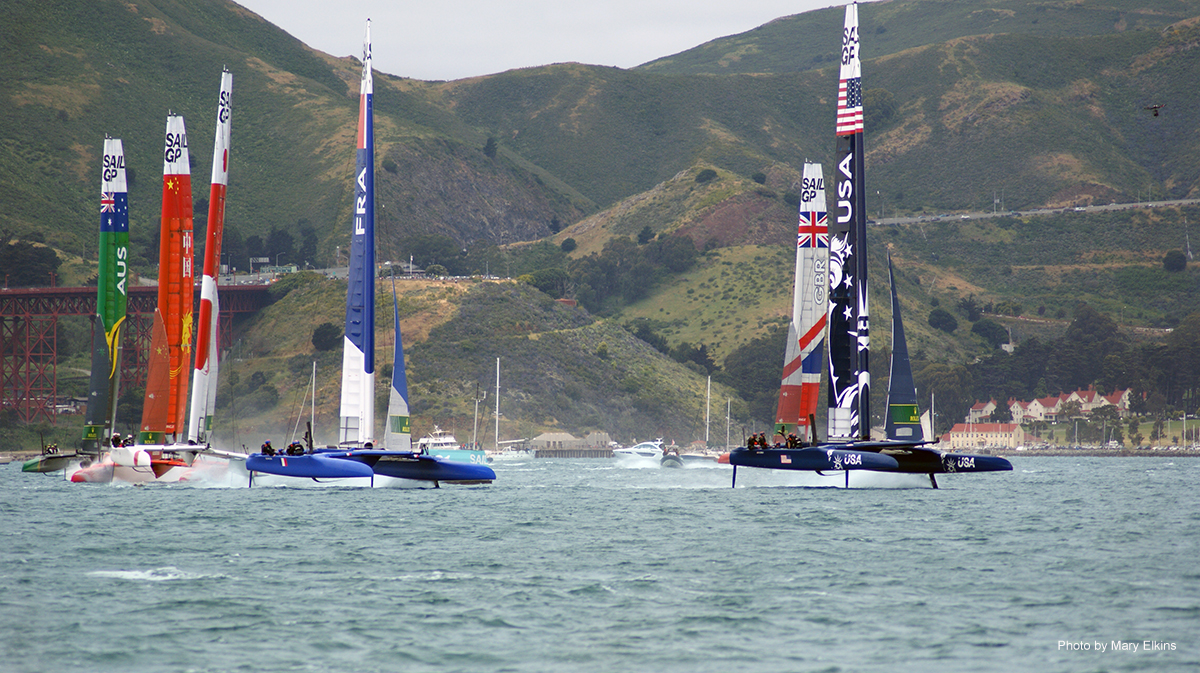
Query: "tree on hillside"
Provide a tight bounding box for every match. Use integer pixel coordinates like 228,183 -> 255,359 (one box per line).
0,238 -> 61,287
560,238 -> 577,253
972,318 -> 1009,349
928,308 -> 957,333
312,322 -> 341,351
637,226 -> 654,245
1163,249 -> 1187,272
958,295 -> 982,321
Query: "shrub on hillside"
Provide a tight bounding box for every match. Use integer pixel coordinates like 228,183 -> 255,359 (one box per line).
312,322 -> 341,351
1163,249 -> 1187,272
928,308 -> 958,333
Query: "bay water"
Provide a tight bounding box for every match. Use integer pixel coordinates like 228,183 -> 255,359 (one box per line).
2,456 -> 1197,672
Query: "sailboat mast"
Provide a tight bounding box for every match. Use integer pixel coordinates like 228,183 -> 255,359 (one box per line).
140,114 -> 193,445
82,137 -> 130,452
828,2 -> 870,441
776,162 -> 828,441
495,357 -> 500,451
884,252 -> 922,441
385,276 -> 412,450
705,375 -> 711,444
339,20 -> 376,445
189,69 -> 232,444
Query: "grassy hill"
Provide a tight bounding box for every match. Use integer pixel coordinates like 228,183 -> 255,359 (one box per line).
197,274 -> 739,450
8,0 -> 1200,441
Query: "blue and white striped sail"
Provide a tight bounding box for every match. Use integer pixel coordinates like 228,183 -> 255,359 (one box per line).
339,20 -> 375,445
385,277 -> 411,451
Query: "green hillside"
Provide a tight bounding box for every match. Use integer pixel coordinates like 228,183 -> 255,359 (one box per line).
639,0 -> 1200,75
189,275 -> 739,449
7,0 -> 1200,441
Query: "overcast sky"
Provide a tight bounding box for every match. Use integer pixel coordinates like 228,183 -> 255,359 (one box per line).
233,0 -> 860,81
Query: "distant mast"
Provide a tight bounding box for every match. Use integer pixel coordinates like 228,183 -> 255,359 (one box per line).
339,20 -> 376,445
884,251 -> 923,442
385,277 -> 412,451
82,137 -> 130,452
828,1 -> 869,441
188,69 -> 232,444
140,114 -> 194,445
774,162 -> 827,443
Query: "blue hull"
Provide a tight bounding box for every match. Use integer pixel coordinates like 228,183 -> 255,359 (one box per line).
427,448 -> 488,465
897,450 -> 1012,474
729,446 -> 898,472
366,451 -> 495,483
247,452 -> 375,479
247,449 -> 495,484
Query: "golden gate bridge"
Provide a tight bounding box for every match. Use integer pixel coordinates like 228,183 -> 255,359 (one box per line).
0,283 -> 268,423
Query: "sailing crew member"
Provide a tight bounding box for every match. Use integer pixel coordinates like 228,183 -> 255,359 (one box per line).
261,440 -> 275,456
110,433 -> 122,448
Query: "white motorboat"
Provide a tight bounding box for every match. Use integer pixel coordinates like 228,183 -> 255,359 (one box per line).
613,440 -> 664,460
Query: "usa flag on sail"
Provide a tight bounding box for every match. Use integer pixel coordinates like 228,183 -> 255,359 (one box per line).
836,4 -> 863,137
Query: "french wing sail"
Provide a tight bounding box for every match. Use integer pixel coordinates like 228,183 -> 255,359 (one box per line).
884,252 -> 923,442
385,278 -> 411,451
82,138 -> 130,452
188,70 -> 232,444
339,20 -> 376,445
140,114 -> 194,444
774,163 -> 828,442
828,2 -> 870,441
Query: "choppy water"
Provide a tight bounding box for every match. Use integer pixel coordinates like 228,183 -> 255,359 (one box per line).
3,456 -> 1197,672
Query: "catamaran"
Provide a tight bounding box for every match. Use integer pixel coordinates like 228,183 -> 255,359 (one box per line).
728,2 -> 1011,487
23,137 -> 130,476
244,20 -> 494,487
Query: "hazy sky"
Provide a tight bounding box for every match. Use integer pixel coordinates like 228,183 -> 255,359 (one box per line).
233,0 -> 859,81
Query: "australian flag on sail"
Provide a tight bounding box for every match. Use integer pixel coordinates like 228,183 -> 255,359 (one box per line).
836,77 -> 863,136
100,191 -> 128,233
797,212 -> 828,248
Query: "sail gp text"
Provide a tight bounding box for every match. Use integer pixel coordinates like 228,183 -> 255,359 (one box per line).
1058,640 -> 1176,653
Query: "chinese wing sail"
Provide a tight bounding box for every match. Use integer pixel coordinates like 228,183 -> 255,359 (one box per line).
82,137 -> 130,452
828,1 -> 870,441
139,114 -> 194,444
188,70 -> 232,444
339,20 -> 375,445
884,252 -> 922,442
774,162 -> 828,443
385,277 -> 411,451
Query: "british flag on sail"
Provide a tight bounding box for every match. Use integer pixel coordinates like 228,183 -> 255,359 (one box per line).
188,69 -> 232,444
340,20 -> 376,445
775,163 -> 828,442
828,1 -> 870,441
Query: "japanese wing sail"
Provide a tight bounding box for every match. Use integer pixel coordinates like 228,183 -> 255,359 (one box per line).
82,137 -> 130,452
188,70 -> 232,444
828,2 -> 870,441
339,20 -> 375,445
774,163 -> 828,442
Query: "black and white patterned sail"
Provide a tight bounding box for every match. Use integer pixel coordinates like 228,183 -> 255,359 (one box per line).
828,1 -> 870,441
